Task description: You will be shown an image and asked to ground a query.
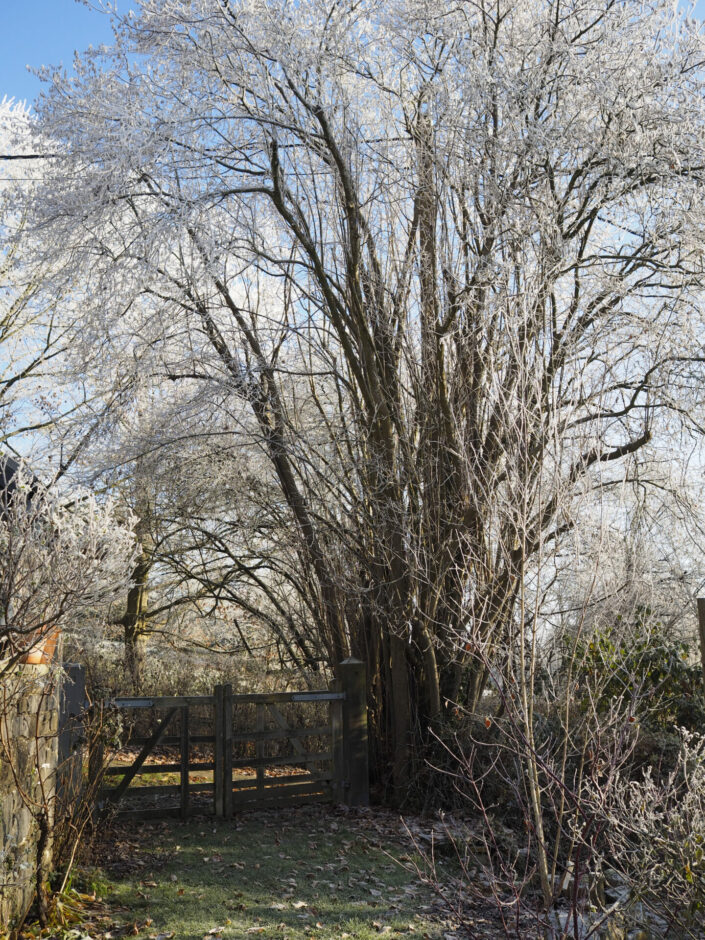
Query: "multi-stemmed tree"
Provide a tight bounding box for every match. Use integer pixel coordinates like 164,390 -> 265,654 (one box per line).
26,0 -> 705,797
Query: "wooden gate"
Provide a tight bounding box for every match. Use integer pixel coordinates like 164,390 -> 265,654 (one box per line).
96,659 -> 368,818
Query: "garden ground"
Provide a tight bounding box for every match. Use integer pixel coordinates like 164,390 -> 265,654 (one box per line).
19,805 -> 512,940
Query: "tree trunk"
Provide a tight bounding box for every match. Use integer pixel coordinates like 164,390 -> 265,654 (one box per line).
123,516 -> 152,691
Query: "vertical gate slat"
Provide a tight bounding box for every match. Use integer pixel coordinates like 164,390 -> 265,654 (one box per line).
223,684 -> 233,818
180,705 -> 189,819
256,703 -> 265,794
214,685 -> 224,817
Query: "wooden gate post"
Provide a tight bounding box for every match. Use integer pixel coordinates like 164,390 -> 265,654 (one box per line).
337,658 -> 369,807
328,677 -> 344,803
214,684 -> 233,818
58,664 -> 86,806
214,685 -> 224,817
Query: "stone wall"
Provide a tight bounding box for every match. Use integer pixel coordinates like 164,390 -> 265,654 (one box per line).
0,666 -> 59,934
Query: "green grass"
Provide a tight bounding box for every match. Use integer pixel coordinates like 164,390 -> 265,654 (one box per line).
90,806 -> 460,940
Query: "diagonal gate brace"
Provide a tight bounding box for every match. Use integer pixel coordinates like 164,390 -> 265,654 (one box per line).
105,707 -> 179,804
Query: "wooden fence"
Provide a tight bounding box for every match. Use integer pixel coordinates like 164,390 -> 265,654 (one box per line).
94,658 -> 368,818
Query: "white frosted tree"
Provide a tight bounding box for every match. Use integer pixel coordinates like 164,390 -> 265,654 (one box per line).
0,463 -> 137,674
25,0 -> 705,796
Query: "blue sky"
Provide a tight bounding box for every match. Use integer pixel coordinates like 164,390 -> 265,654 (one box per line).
1,1 -> 123,106
2,0 -> 705,108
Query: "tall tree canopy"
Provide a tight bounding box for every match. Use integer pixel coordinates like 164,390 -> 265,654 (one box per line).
27,0 -> 705,797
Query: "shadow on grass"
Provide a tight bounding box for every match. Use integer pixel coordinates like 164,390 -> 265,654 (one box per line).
95,805 -> 461,940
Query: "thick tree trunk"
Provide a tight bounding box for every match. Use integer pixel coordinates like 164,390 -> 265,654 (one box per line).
123,520 -> 152,691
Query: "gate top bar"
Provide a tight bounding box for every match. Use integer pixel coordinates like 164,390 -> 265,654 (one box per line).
107,695 -> 215,708
107,698 -> 154,708
230,691 -> 345,704
106,692 -> 343,708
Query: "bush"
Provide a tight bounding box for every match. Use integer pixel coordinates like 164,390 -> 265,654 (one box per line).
592,729 -> 705,934
573,608 -> 705,733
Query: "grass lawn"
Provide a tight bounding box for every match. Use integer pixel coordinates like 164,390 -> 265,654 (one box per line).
31,806 -> 467,940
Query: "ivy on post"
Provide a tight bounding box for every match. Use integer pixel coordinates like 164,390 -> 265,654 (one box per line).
337,658 -> 369,807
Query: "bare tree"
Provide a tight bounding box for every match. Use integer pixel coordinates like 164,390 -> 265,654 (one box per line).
28,0 -> 705,797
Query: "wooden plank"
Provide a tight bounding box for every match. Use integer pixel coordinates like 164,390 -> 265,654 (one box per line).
230,752 -> 332,770
112,807 -> 184,821
256,703 -> 265,795
223,684 -> 233,818
104,708 -> 178,804
101,783 -> 181,798
229,691 -> 343,704
103,778 -> 215,793
233,784 -> 332,812
104,761 -> 215,776
130,734 -> 215,746
109,695 -> 215,708
231,771 -> 333,791
231,780 -> 333,807
108,698 -> 155,708
230,725 -> 332,744
232,791 -> 332,810
180,705 -> 189,819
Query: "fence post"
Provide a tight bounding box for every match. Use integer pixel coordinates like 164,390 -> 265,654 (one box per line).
697,599 -> 705,703
328,677 -> 344,803
337,658 -> 369,807
223,684 -> 233,818
58,663 -> 86,806
214,685 -> 224,817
